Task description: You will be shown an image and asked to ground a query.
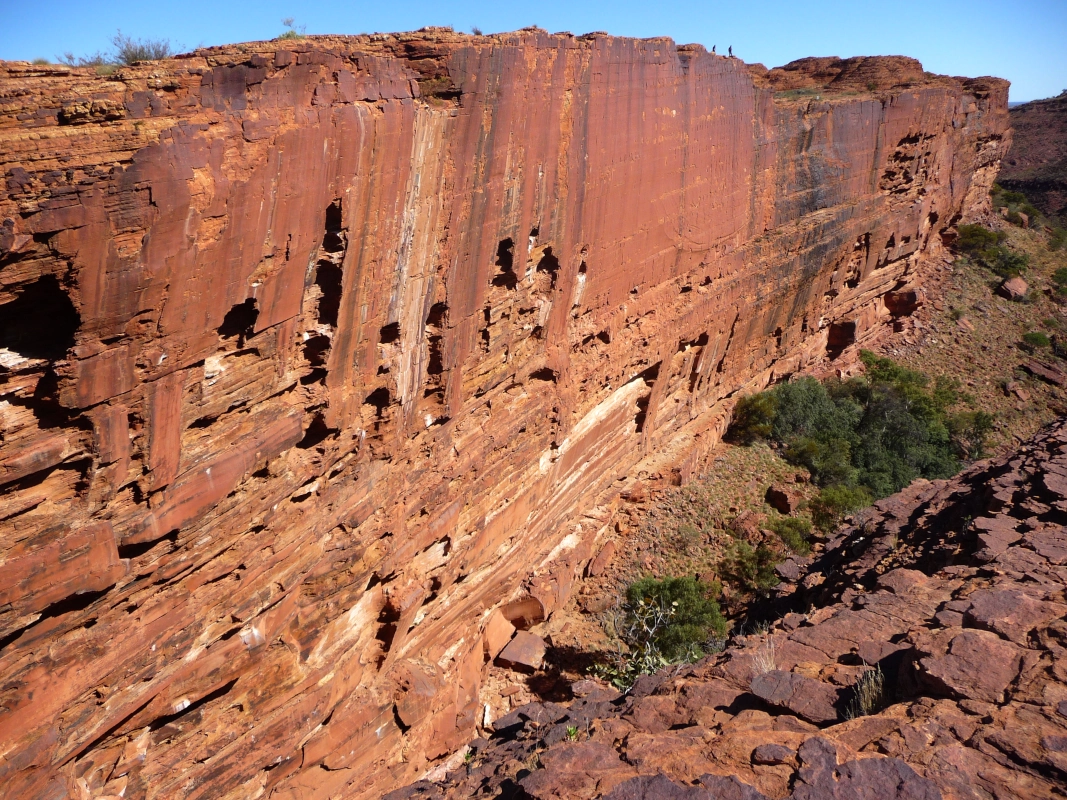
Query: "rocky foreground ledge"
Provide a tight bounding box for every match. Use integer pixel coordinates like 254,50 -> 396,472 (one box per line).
391,420 -> 1067,800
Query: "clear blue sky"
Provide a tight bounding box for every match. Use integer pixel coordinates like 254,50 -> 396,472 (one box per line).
3,0 -> 1064,101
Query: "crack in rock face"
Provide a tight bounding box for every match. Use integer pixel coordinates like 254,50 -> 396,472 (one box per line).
0,32 -> 1009,799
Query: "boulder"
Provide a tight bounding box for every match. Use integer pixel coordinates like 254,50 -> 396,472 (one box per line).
765,485 -> 802,514
751,743 -> 795,765
750,670 -> 842,724
495,630 -> 547,673
586,540 -> 617,577
915,628 -> 1022,703
963,587 -> 1067,644
1022,359 -> 1067,386
792,736 -> 941,799
998,275 -> 1028,300
520,742 -> 638,799
484,609 -> 517,660
604,774 -> 718,799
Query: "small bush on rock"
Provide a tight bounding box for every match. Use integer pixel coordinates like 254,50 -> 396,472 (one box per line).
845,664 -> 888,719
721,542 -> 780,594
111,31 -> 173,64
1022,331 -> 1051,350
770,515 -> 813,555
59,29 -> 173,69
595,576 -> 727,688
278,17 -> 306,40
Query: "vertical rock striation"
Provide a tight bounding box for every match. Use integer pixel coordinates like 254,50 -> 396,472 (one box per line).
0,30 -> 1008,798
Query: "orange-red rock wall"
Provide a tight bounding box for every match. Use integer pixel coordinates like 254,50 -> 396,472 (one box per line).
0,32 -> 1008,799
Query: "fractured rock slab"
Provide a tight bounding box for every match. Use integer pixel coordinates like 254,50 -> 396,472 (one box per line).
496,630 -> 547,674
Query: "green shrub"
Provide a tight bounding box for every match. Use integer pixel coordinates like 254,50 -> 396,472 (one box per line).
625,576 -> 727,660
770,515 -> 813,555
1022,331 -> 1051,349
721,542 -> 780,594
957,223 -> 1005,255
727,392 -> 776,443
809,485 -> 872,532
994,189 -> 1029,207
785,435 -> 856,487
771,376 -> 860,444
278,17 -> 306,40
955,224 -> 1027,277
596,576 -> 727,688
988,248 -> 1029,279
1050,229 -> 1066,252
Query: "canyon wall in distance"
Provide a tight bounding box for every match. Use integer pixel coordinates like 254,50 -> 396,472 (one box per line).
0,29 -> 1008,799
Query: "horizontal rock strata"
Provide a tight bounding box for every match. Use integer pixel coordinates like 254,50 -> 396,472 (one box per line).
391,418 -> 1067,800
0,30 -> 1008,798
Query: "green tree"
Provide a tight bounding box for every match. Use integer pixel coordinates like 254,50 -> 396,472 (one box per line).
727,392 -> 777,443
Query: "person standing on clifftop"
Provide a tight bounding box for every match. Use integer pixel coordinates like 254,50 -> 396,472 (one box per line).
712,45 -> 716,53
728,45 -> 733,57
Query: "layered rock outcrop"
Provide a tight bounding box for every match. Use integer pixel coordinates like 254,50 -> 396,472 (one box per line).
392,419 -> 1067,800
0,30 -> 1008,798
999,90 -> 1067,224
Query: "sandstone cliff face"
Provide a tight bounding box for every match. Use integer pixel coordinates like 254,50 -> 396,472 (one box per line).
0,30 -> 1008,799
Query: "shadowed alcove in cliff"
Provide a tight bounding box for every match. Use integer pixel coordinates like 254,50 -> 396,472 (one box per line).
0,275 -> 79,361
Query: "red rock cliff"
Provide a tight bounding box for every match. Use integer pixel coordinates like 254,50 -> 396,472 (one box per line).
0,30 -> 1008,799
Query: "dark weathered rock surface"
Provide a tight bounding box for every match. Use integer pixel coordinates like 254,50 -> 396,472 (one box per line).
999,90 -> 1067,224
394,419 -> 1067,800
0,30 -> 1008,799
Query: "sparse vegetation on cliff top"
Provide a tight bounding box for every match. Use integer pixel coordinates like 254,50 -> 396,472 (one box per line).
58,30 -> 174,71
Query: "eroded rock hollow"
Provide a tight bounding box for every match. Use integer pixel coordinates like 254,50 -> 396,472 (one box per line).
0,30 -> 1008,799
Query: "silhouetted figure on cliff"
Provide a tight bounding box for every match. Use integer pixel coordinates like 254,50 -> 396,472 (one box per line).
728,45 -> 733,57
711,45 -> 716,54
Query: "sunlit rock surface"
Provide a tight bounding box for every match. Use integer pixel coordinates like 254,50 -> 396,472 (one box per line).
0,30 -> 1008,798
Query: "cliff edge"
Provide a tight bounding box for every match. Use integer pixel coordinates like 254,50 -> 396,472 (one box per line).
392,418 -> 1067,800
0,30 -> 1008,799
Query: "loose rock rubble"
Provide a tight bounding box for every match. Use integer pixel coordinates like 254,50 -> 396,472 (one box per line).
391,420 -> 1067,799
